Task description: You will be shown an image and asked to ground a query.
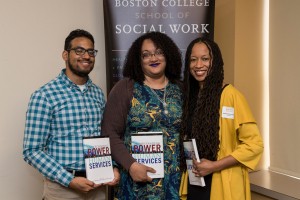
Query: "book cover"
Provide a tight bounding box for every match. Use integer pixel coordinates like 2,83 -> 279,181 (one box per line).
83,136 -> 114,184
183,139 -> 206,186
131,132 -> 164,178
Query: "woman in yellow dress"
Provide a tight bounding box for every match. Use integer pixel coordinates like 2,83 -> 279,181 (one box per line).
179,37 -> 264,200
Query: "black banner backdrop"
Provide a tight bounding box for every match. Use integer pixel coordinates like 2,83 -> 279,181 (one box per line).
104,0 -> 215,93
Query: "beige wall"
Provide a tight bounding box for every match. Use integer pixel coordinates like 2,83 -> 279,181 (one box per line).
215,0 -> 265,130
215,0 -> 235,85
0,1 -> 106,199
215,0 -> 266,169
269,0 -> 300,177
0,0 -> 269,199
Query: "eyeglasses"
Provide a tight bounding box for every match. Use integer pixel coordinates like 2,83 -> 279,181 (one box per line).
141,49 -> 164,60
68,47 -> 98,57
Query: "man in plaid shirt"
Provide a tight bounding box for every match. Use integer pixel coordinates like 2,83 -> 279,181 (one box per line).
23,29 -> 119,200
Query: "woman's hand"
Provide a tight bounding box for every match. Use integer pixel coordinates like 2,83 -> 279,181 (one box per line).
192,158 -> 215,177
129,162 -> 156,182
192,155 -> 239,177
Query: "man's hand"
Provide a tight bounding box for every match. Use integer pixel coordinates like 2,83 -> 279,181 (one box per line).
69,177 -> 102,193
128,162 -> 156,182
105,167 -> 120,186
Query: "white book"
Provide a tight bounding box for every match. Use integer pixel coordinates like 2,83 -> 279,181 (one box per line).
183,139 -> 206,187
131,132 -> 164,178
83,136 -> 114,184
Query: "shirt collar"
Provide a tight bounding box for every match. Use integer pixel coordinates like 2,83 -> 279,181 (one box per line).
59,69 -> 93,89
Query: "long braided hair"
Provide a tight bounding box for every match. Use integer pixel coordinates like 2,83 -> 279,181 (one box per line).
180,37 -> 224,171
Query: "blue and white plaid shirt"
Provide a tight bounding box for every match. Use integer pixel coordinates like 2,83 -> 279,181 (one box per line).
23,69 -> 105,187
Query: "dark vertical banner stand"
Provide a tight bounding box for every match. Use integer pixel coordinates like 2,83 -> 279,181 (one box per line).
103,0 -> 215,198
104,0 -> 215,94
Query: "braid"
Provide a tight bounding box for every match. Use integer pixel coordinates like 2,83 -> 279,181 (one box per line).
180,38 -> 224,171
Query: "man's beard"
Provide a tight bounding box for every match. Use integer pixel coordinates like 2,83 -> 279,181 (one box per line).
68,59 -> 93,78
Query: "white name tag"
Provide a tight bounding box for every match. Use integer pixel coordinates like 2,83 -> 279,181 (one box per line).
222,106 -> 234,119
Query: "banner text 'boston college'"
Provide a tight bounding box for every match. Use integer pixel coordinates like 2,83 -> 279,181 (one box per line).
103,0 -> 215,92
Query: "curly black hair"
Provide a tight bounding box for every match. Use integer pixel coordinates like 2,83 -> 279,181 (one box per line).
64,29 -> 95,50
123,31 -> 182,84
180,37 -> 224,171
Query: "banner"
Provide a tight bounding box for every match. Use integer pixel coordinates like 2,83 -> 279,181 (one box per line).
103,0 -> 215,93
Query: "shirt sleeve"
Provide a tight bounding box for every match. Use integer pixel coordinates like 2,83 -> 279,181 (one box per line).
101,79 -> 136,171
23,91 -> 73,187
231,123 -> 264,170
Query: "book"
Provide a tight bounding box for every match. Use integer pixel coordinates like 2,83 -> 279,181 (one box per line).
183,139 -> 206,187
83,136 -> 114,184
131,132 -> 164,178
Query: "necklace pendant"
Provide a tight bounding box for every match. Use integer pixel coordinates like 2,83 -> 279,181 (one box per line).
164,110 -> 169,115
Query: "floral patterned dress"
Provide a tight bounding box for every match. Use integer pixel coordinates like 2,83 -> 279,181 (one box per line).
114,82 -> 182,200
